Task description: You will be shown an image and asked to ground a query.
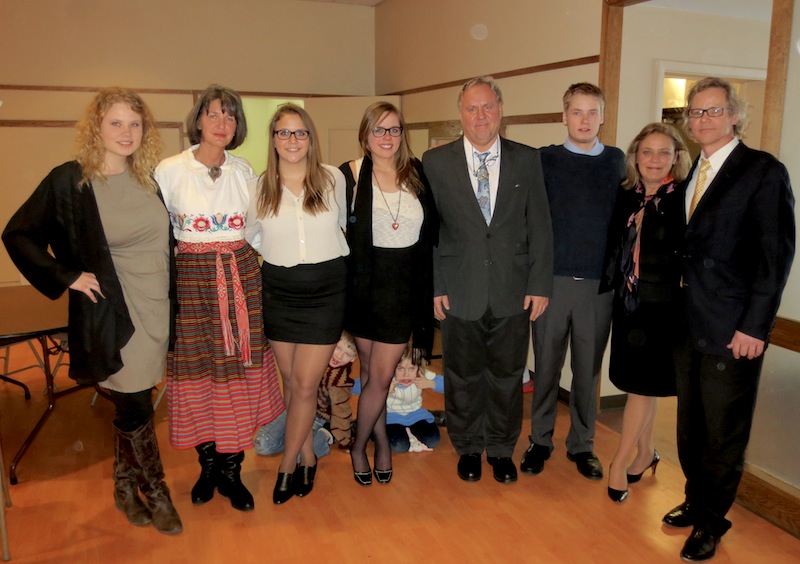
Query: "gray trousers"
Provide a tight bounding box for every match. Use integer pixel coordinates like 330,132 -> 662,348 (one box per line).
530,276 -> 612,454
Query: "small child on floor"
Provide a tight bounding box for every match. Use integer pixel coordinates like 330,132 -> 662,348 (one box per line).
353,341 -> 443,452
254,331 -> 357,456
316,331 -> 358,449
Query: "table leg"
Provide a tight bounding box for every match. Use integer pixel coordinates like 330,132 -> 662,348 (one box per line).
9,335 -> 85,485
0,430 -> 10,561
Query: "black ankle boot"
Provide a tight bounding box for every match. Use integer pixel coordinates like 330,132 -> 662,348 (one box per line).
216,451 -> 254,511
191,442 -> 217,504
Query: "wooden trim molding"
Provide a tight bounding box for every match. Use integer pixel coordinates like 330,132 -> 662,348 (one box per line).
737,470 -> 800,538
386,56 -> 600,96
771,317 -> 800,353
0,119 -> 182,129
761,0 -> 795,155
0,84 -> 340,99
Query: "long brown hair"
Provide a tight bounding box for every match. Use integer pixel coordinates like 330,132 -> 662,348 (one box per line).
257,103 -> 333,218
75,87 -> 161,192
358,102 -> 424,196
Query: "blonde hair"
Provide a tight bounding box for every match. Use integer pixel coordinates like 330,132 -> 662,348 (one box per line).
562,82 -> 606,113
339,330 -> 356,353
684,76 -> 746,138
257,104 -> 333,218
622,123 -> 691,189
75,87 -> 161,192
357,102 -> 424,196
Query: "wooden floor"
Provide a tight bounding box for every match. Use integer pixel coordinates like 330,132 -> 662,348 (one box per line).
1,342 -> 799,563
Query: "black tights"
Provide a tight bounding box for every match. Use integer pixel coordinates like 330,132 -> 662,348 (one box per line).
351,339 -> 406,473
108,388 -> 154,432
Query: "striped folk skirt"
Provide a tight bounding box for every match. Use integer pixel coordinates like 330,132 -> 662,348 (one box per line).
168,240 -> 284,452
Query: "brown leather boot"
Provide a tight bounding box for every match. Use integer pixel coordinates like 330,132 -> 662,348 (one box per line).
119,420 -> 183,535
113,425 -> 152,526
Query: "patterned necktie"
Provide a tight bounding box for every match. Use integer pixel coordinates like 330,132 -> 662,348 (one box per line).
475,151 -> 491,224
688,158 -> 711,219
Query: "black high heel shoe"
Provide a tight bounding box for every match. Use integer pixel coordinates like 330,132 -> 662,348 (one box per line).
607,486 -> 629,503
607,462 -> 628,503
273,469 -> 295,505
293,456 -> 317,497
374,468 -> 393,484
351,450 -> 372,486
627,450 -> 660,484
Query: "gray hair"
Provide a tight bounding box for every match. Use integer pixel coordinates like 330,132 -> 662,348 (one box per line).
457,76 -> 503,109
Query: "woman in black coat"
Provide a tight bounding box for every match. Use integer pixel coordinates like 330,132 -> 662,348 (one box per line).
339,102 -> 436,486
2,88 -> 181,534
601,123 -> 690,503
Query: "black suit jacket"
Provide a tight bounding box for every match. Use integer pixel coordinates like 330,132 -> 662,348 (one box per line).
423,137 -> 553,320
681,142 -> 795,356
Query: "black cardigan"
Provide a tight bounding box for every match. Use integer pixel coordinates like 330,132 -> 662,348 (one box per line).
339,156 -> 437,354
2,161 -> 176,385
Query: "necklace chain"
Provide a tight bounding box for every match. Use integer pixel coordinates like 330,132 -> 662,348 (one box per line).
372,171 -> 401,230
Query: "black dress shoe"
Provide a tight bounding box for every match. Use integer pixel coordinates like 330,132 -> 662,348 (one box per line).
520,443 -> 550,475
374,468 -> 393,484
457,453 -> 482,482
293,460 -> 317,497
567,451 -> 603,480
663,502 -> 694,528
627,450 -> 660,483
273,471 -> 294,505
487,457 -> 517,483
680,528 -> 718,561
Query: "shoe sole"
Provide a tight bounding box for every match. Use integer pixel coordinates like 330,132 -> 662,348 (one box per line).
519,465 -> 544,475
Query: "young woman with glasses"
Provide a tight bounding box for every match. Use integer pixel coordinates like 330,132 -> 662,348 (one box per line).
339,102 -> 436,486
246,103 -> 349,504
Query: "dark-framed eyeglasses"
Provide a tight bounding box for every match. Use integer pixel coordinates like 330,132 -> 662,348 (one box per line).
687,107 -> 726,119
371,126 -> 403,138
275,129 -> 310,140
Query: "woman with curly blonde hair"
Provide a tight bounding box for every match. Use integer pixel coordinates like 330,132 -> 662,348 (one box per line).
3,87 -> 182,534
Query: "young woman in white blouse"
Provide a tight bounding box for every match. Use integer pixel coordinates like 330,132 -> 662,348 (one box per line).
246,103 -> 349,505
339,102 -> 436,487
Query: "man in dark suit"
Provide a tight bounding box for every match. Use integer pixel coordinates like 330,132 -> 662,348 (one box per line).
422,76 -> 553,484
663,77 -> 795,562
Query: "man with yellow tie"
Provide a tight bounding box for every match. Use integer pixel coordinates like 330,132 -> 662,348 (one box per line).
662,77 -> 795,562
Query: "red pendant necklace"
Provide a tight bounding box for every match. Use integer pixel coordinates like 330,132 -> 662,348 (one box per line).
372,171 -> 401,230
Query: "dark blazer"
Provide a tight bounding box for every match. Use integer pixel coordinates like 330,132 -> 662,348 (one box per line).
339,156 -> 437,352
680,142 -> 795,356
2,161 -> 176,384
423,137 -> 553,320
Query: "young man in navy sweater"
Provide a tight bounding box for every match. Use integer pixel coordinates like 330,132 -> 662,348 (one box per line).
522,83 -> 625,480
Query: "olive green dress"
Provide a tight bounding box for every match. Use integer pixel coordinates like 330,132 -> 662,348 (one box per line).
93,170 -> 170,393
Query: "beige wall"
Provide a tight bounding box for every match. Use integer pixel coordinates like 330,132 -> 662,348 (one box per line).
1,0 -> 375,95
375,0 -> 602,94
617,5 -> 770,149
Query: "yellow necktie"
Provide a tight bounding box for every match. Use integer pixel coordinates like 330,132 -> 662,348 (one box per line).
688,158 -> 711,219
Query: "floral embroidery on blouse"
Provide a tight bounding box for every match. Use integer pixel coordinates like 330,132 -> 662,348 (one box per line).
171,212 -> 246,233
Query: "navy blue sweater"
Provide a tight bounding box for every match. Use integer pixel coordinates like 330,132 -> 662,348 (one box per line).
540,144 -> 625,279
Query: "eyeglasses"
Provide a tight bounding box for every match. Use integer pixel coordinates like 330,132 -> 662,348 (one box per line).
687,107 -> 726,119
371,126 -> 403,138
275,129 -> 310,140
